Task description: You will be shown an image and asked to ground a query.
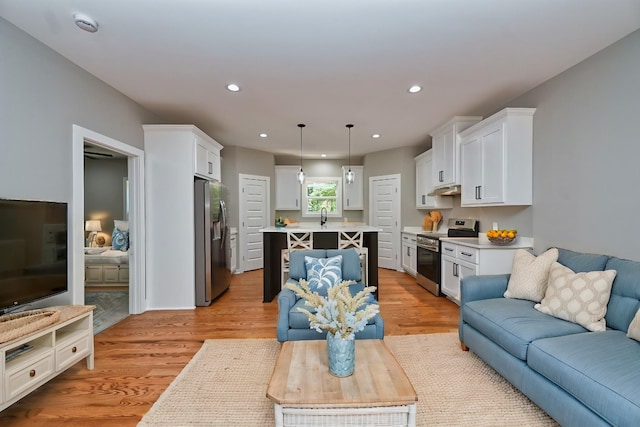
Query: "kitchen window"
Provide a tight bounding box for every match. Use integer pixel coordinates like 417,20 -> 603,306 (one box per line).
302,177 -> 342,217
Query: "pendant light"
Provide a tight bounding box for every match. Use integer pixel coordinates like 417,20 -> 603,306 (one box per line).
297,123 -> 306,184
345,124 -> 355,184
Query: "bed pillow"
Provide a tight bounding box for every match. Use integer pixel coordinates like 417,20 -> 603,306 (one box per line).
504,248 -> 558,302
534,262 -> 616,332
112,227 -> 129,251
627,308 -> 640,342
304,255 -> 342,297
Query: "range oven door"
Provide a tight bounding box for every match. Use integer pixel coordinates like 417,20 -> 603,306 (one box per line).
416,243 -> 441,296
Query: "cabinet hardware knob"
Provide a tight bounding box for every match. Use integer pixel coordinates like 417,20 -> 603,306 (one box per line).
30,369 -> 36,377
461,252 -> 472,257
72,346 -> 77,353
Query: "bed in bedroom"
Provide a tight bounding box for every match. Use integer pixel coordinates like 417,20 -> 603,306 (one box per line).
84,248 -> 129,286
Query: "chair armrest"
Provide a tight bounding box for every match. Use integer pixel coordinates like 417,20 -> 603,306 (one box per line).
372,313 -> 384,339
277,282 -> 299,342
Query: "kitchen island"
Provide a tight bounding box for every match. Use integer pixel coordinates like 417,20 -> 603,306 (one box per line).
260,224 -> 380,302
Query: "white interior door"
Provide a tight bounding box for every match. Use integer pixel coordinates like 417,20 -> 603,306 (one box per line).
369,174 -> 401,270
239,174 -> 269,272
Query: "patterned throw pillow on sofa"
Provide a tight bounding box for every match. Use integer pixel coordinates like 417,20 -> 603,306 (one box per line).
504,248 -> 558,302
304,255 -> 342,297
627,308 -> 640,342
534,262 -> 616,332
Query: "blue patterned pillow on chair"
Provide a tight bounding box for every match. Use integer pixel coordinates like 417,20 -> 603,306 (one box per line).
304,255 -> 342,297
112,227 -> 129,251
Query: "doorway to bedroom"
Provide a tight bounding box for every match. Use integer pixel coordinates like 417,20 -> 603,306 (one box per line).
83,144 -> 131,333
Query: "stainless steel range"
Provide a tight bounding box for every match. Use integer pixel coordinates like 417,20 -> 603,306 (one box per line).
416,218 -> 479,296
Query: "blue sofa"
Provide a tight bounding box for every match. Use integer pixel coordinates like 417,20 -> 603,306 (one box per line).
459,248 -> 640,426
277,248 -> 384,342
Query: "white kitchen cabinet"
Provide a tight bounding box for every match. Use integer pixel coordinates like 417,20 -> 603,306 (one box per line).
440,240 -> 528,304
342,165 -> 364,210
194,134 -> 222,181
275,166 -> 302,210
415,150 -> 452,209
143,124 -> 224,309
401,232 -> 417,277
460,108 -> 535,207
430,116 -> 482,190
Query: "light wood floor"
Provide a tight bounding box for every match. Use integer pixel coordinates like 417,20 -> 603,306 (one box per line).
0,268 -> 459,426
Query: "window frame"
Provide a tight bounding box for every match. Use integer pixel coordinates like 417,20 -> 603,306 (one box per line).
301,176 -> 343,218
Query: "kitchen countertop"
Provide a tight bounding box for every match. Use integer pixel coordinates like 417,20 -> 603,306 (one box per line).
402,226 -> 447,236
260,223 -> 382,233
441,236 -> 534,249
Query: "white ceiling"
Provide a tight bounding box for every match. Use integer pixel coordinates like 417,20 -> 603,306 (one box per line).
2,1 -> 640,159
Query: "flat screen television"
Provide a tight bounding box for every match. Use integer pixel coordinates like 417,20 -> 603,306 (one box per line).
0,198 -> 68,314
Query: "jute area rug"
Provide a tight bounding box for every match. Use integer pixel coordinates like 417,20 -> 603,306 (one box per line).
138,333 -> 558,426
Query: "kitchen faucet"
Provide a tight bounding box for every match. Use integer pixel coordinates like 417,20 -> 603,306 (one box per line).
320,207 -> 327,226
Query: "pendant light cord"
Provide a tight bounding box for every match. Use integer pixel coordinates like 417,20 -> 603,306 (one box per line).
347,124 -> 354,171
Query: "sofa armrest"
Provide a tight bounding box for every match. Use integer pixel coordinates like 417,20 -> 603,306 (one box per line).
460,274 -> 509,306
459,274 -> 509,344
277,284 -> 299,342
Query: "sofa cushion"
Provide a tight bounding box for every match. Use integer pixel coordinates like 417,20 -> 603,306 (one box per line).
528,331 -> 640,426
326,248 -> 362,282
535,263 -> 616,332
504,248 -> 558,302
289,249 -> 327,280
605,256 -> 640,332
304,255 -> 342,296
556,247 -> 609,272
463,298 -> 587,360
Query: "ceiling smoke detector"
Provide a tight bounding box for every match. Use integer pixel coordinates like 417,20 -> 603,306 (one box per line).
74,13 -> 98,33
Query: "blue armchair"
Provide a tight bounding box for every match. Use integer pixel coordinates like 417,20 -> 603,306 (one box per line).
276,248 -> 384,342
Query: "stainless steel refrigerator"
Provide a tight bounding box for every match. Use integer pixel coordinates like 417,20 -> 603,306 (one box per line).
194,178 -> 231,306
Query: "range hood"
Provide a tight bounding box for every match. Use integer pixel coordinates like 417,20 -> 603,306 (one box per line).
428,185 -> 461,196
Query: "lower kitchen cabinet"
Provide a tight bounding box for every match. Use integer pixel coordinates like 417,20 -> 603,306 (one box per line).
440,239 -> 531,304
401,233 -> 417,277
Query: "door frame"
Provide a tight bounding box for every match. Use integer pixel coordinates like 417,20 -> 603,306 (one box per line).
238,173 -> 270,273
72,125 -> 147,314
368,174 -> 401,271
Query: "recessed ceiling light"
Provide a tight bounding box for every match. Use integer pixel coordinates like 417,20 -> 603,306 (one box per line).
259,133 -> 268,138
227,83 -> 240,92
372,134 -> 381,139
408,85 -> 422,93
73,13 -> 98,33
321,154 -> 327,158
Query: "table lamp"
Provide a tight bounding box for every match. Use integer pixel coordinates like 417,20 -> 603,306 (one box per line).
85,220 -> 102,247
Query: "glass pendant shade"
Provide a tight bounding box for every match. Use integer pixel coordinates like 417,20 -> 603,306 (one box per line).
345,124 -> 354,184
297,123 -> 306,184
345,168 -> 355,184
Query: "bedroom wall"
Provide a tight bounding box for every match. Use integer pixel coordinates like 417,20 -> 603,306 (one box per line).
84,157 -> 128,245
0,18 -> 162,306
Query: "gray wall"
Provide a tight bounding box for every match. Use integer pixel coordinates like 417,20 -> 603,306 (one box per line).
0,18 -> 162,305
84,158 -> 128,245
506,28 -> 640,260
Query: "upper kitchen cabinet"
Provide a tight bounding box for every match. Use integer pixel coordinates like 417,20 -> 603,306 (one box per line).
460,108 -> 536,207
415,150 -> 452,209
342,165 -> 364,210
194,133 -> 222,181
275,166 -> 302,210
430,116 -> 483,190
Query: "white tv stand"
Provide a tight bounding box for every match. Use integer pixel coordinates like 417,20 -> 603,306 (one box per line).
0,306 -> 94,411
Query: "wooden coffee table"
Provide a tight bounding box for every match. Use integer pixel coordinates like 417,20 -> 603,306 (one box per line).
267,339 -> 417,427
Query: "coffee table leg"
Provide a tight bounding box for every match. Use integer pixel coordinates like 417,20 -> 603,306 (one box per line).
274,404 -> 284,427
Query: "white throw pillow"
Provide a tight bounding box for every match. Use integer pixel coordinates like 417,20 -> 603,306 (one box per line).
114,220 -> 129,231
627,308 -> 640,342
504,248 -> 558,302
534,262 -> 616,332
